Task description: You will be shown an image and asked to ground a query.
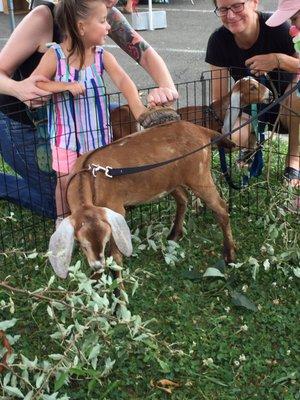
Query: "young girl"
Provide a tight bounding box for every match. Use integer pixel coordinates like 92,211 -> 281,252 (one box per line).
32,0 -> 147,222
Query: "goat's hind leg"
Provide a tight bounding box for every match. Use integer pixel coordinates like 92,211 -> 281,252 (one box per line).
189,178 -> 235,263
168,188 -> 188,241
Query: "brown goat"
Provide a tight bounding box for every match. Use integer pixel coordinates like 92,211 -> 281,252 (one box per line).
177,76 -> 273,134
48,121 -> 236,279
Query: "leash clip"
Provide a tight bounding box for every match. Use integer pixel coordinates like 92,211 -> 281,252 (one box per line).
104,166 -> 113,178
88,163 -> 113,178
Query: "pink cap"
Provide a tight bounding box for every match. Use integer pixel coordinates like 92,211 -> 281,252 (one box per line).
266,0 -> 300,27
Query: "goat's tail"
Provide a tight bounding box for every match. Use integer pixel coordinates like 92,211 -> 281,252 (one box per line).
199,127 -> 236,150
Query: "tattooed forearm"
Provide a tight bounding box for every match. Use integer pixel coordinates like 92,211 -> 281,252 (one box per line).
107,7 -> 150,63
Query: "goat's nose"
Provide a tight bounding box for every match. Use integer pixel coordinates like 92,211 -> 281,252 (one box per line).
90,260 -> 104,272
268,91 -> 274,102
263,90 -> 273,103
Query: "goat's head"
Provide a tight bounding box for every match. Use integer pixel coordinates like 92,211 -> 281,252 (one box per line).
223,77 -> 273,134
110,105 -> 138,140
233,77 -> 273,107
48,206 -> 132,278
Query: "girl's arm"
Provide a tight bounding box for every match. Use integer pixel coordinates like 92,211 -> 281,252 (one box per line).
32,49 -> 85,96
0,5 -> 53,102
107,7 -> 178,107
104,51 -> 147,120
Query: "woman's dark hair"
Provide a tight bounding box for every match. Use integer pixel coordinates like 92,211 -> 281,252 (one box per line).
55,0 -> 103,69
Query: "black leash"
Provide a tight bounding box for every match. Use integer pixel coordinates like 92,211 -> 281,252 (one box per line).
87,81 -> 300,179
205,105 -> 224,127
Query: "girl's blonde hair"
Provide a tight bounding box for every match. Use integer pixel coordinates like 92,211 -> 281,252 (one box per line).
55,0 -> 104,68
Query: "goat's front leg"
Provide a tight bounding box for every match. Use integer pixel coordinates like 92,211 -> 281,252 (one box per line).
168,188 -> 188,241
109,238 -> 125,291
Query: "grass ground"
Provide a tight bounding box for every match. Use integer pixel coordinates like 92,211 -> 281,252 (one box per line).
0,144 -> 299,399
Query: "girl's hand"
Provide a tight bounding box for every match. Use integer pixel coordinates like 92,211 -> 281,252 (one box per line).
13,75 -> 51,107
147,87 -> 179,108
66,82 -> 85,96
245,54 -> 279,76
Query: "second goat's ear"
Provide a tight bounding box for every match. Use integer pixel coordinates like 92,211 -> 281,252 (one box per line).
222,91 -> 241,135
48,217 -> 75,278
102,208 -> 133,257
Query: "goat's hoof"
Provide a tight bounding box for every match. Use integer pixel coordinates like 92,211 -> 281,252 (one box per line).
167,229 -> 183,242
224,251 -> 236,264
113,287 -> 121,299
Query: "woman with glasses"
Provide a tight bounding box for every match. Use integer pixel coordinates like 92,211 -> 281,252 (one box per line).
205,0 -> 299,187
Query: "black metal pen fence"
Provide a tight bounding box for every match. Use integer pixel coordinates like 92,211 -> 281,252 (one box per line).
0,69 -> 299,265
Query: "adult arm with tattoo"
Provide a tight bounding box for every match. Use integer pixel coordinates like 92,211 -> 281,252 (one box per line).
107,7 -> 178,106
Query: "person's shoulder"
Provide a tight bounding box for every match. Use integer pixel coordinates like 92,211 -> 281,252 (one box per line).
259,11 -> 290,32
208,25 -> 230,45
27,4 -> 53,27
42,46 -> 56,60
30,4 -> 53,19
102,49 -> 114,61
259,11 -> 272,22
209,25 -> 230,39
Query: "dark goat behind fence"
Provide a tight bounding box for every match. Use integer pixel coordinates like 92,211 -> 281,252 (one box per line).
0,70 -> 298,266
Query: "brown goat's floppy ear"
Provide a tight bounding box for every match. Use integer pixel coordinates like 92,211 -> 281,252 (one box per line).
102,208 -> 133,257
48,217 -> 75,278
222,91 -> 241,135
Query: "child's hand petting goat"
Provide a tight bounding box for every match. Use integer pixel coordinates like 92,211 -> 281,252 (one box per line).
138,106 -> 180,129
48,120 -> 236,282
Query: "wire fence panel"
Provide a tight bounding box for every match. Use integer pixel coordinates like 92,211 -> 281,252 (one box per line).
0,71 -> 298,265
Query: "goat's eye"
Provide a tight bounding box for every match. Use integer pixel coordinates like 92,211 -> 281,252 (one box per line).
250,85 -> 256,91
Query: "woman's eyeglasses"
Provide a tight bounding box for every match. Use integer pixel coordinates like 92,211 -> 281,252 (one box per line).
214,1 -> 248,17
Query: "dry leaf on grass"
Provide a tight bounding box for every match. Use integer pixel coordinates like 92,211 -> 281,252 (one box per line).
151,379 -> 180,394
0,330 -> 13,373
